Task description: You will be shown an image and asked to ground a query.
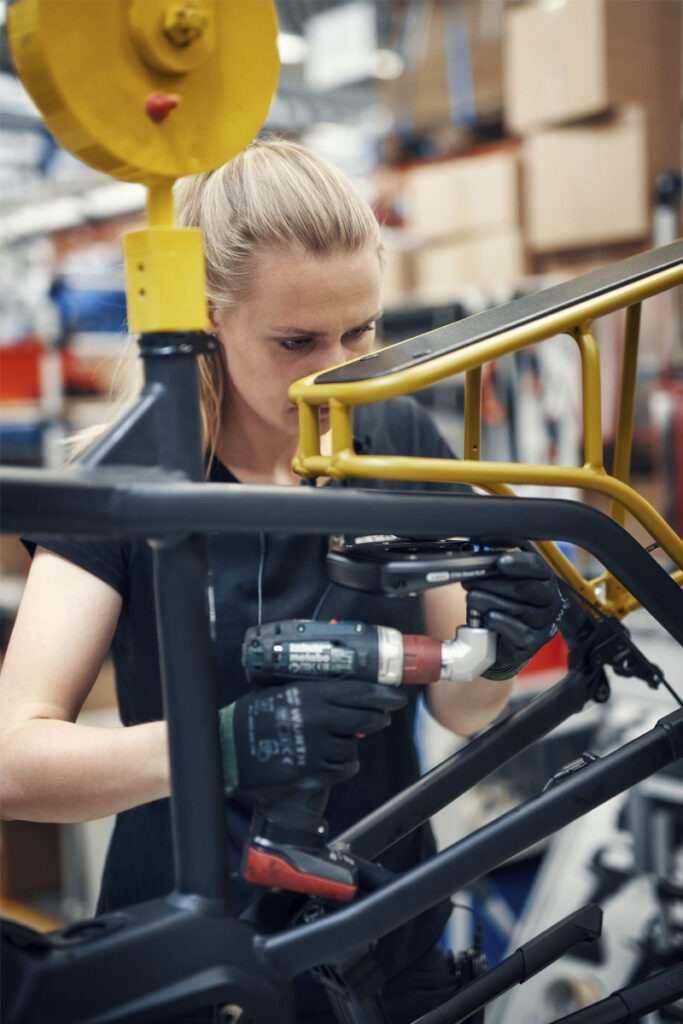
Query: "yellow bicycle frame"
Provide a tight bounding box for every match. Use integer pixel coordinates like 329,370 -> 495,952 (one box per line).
290,244 -> 683,620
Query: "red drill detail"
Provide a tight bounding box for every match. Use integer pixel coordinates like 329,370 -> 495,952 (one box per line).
144,92 -> 180,123
401,634 -> 443,684
244,847 -> 356,902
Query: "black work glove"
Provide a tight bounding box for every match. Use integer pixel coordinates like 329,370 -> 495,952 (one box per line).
462,550 -> 567,680
218,679 -> 407,797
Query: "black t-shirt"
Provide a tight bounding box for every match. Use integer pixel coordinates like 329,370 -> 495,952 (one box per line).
24,396 -> 466,995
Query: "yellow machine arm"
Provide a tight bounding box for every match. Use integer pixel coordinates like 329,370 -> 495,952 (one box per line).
8,0 -> 280,333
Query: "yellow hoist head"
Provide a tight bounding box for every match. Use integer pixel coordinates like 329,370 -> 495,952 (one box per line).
7,0 -> 280,185
7,0 -> 280,333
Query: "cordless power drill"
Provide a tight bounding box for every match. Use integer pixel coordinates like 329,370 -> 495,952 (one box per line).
240,613 -> 498,902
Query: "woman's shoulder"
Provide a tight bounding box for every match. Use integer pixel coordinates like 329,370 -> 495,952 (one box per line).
354,396 -> 454,459
21,534 -> 139,599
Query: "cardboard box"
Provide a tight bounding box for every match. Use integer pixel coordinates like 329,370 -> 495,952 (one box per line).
402,148 -> 520,242
529,240 -> 647,281
504,0 -> 682,185
505,0 -> 608,133
522,107 -> 649,253
414,228 -> 526,302
382,0 -> 504,132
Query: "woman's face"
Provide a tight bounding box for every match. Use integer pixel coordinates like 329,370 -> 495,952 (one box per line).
212,245 -> 383,441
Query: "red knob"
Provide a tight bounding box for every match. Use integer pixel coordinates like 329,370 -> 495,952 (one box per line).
144,92 -> 180,123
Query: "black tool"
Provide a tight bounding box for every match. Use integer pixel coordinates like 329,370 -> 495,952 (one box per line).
240,610 -> 496,904
243,615 -> 497,689
239,540 -> 503,902
325,536 -> 504,599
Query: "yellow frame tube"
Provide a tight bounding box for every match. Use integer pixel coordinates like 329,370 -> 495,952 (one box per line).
463,367 -> 482,460
291,263 -> 682,413
610,303 -> 641,523
572,324 -> 604,471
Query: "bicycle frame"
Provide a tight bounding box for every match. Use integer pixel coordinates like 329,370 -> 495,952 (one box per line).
1,243 -> 682,1024
2,1 -> 682,1017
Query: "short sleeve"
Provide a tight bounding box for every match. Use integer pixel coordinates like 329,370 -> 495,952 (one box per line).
21,536 -> 129,598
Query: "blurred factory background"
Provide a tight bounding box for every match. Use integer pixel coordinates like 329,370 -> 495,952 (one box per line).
1,3 -> 682,1020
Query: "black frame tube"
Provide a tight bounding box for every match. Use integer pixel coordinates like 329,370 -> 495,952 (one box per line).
2,473 -> 682,644
550,963 -> 683,1024
138,335 -> 228,902
334,667 -> 595,859
413,903 -> 603,1024
153,536 -> 228,899
2,708 -> 680,1024
258,709 -> 683,979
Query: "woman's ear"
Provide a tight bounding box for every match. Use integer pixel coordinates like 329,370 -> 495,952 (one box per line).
208,308 -> 220,336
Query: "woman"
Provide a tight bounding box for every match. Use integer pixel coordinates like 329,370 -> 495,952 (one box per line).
0,137 -> 564,1022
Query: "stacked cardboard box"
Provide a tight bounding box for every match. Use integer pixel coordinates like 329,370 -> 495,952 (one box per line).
396,146 -> 524,302
503,0 -> 682,273
381,0 -> 505,136
523,106 -> 649,254
379,0 -> 681,305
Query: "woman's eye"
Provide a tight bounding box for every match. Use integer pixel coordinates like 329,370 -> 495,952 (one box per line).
346,324 -> 375,342
279,337 -> 313,352
277,324 -> 374,352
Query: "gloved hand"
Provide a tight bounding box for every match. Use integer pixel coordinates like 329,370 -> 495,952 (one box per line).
218,679 -> 407,796
462,550 -> 567,680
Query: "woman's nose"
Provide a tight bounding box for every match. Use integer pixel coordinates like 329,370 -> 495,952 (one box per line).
314,339 -> 351,373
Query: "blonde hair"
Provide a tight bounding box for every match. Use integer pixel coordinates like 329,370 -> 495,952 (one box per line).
72,136 -> 383,466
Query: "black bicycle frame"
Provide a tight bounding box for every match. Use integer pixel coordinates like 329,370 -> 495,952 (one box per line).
1,317 -> 682,1022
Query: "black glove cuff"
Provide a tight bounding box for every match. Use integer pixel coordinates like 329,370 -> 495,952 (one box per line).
482,659 -> 529,681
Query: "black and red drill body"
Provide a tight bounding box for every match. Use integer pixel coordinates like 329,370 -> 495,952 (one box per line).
240,615 -> 497,902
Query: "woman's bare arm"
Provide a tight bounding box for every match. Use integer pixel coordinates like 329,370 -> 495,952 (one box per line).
421,583 -> 513,737
0,549 -> 170,823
